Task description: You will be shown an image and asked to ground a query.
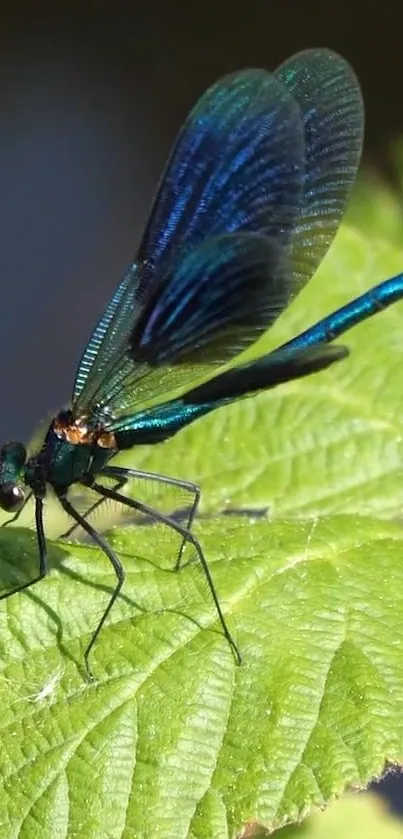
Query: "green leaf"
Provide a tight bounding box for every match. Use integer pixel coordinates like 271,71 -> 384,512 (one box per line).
345,170 -> 403,247
0,515 -> 403,837
274,793 -> 403,839
2,221 -> 403,838
115,225 -> 403,520
345,141 -> 403,247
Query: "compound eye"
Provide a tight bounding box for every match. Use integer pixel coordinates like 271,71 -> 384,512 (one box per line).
0,482 -> 25,513
0,442 -> 26,466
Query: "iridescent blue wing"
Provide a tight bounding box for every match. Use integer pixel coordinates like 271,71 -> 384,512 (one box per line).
275,48 -> 364,288
74,233 -> 288,419
73,264 -> 138,412
72,49 -> 363,426
112,343 -> 348,445
72,69 -> 304,418
128,233 -> 290,365
136,69 -> 304,279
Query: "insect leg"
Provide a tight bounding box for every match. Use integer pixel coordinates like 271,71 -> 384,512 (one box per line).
102,466 -> 201,570
91,480 -> 241,665
58,494 -> 125,680
0,496 -> 47,599
60,478 -> 127,539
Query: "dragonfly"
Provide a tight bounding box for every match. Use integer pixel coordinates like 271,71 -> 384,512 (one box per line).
0,46 -> 387,679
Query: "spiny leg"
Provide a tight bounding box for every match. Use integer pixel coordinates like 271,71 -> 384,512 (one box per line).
58,494 -> 125,680
60,477 -> 127,539
0,496 -> 47,600
2,490 -> 33,528
101,466 -> 201,570
91,479 -> 241,665
62,469 -> 200,570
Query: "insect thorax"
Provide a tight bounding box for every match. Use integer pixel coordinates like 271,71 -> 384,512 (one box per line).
24,410 -> 116,492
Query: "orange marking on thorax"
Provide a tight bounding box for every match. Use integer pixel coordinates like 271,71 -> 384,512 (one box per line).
54,416 -> 117,450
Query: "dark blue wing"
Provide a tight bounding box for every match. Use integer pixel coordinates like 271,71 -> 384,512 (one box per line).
75,233 -> 288,419
73,265 -> 138,411
72,49 -> 363,425
112,344 -> 348,446
73,69 -> 304,418
275,48 -> 364,288
136,69 -> 304,281
128,233 -> 290,366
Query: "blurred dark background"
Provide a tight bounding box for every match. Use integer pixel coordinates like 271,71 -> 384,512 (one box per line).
0,0 -> 402,815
